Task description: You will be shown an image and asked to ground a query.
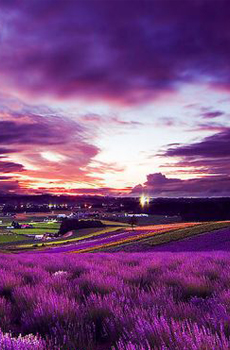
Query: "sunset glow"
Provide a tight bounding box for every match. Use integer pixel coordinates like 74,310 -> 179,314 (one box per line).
41,152 -> 67,163
0,1 -> 230,196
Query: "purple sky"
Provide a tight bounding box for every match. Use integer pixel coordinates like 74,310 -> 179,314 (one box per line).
0,0 -> 230,196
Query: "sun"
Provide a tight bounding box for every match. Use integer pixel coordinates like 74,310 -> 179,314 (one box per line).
140,195 -> 150,208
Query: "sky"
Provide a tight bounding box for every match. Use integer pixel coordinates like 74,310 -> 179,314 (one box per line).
0,0 -> 230,197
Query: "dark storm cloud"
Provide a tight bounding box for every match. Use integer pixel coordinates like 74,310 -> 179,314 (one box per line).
0,0 -> 230,103
132,128 -> 230,197
0,161 -> 24,173
132,172 -> 230,197
164,128 -> 230,159
0,117 -> 81,146
145,173 -> 181,186
163,128 -> 230,176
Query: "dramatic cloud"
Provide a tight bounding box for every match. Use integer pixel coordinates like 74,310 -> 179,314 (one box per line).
0,1 -> 230,104
0,96 -> 107,193
130,127 -> 230,197
132,172 -> 230,197
0,2 -> 230,196
0,110 -> 99,168
133,129 -> 230,196
164,129 -> 230,160
0,161 -> 24,173
0,92 -> 134,194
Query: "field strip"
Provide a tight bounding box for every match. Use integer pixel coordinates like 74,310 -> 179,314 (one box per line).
17,226 -> 123,249
70,221 -> 230,253
69,222 -> 202,253
95,221 -> 230,252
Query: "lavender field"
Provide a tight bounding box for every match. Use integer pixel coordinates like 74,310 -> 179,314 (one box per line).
151,228 -> 230,252
1,252 -> 230,349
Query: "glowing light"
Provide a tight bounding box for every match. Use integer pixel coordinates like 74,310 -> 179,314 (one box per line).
140,195 -> 150,208
41,151 -> 66,163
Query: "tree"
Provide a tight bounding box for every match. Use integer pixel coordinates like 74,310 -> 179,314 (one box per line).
128,216 -> 138,231
59,219 -> 104,235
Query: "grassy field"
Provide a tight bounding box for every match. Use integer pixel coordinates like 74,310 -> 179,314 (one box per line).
0,214 -> 130,249
13,228 -> 58,235
0,215 -> 60,245
0,226 -> 115,250
30,222 -> 60,229
0,219 -> 60,236
0,234 -> 31,243
1,218 -> 126,237
16,226 -> 123,249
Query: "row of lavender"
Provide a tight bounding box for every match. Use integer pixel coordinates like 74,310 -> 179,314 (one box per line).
1,252 -> 230,349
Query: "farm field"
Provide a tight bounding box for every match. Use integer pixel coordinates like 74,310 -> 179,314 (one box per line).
150,227 -> 230,252
37,222 -> 200,253
105,221 -> 230,252
0,215 -> 59,233
0,213 -> 181,249
9,222 -> 60,235
1,220 -> 230,350
17,226 -> 123,250
13,227 -> 58,235
0,214 -> 130,250
1,252 -> 230,349
0,234 -> 31,244
0,220 -> 60,247
1,218 -> 230,254
38,221 -> 230,254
